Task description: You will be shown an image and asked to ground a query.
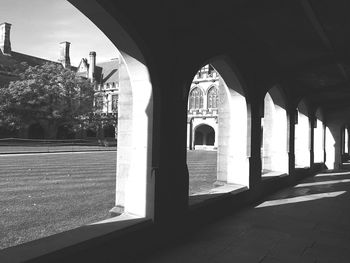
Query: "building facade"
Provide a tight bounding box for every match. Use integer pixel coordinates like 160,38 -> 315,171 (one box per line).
187,64 -> 220,150
0,22 -> 119,139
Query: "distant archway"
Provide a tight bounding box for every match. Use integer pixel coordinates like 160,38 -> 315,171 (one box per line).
194,124 -> 215,147
186,58 -> 250,199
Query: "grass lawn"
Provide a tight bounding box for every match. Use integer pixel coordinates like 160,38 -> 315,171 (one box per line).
0,151 -> 116,249
187,150 -> 217,195
0,148 -> 217,250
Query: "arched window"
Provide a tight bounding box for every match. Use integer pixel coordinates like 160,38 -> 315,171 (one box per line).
207,86 -> 218,109
189,87 -> 203,109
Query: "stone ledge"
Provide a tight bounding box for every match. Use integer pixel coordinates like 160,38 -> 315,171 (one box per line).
0,213 -> 150,263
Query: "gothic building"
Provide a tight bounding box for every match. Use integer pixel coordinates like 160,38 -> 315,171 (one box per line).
0,22 -> 119,139
4,1 -> 350,262
187,64 -> 219,150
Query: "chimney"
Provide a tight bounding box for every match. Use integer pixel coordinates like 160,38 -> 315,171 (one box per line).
88,51 -> 96,82
0,23 -> 12,55
58,41 -> 71,68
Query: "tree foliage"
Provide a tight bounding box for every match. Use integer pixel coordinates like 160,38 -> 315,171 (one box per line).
0,62 -> 96,138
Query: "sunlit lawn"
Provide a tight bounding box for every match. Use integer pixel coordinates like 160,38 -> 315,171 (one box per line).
0,151 -> 116,249
187,150 -> 217,195
0,148 -> 217,250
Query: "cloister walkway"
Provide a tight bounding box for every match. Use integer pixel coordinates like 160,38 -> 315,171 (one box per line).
140,169 -> 350,263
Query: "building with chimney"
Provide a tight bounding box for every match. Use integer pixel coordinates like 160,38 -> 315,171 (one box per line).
0,22 -> 120,139
76,52 -> 119,118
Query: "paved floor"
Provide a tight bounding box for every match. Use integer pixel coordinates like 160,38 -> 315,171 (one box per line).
141,169 -> 350,263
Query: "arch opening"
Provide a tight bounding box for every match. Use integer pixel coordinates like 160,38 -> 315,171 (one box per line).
295,99 -> 311,168
314,108 -> 325,163
187,59 -> 250,201
0,0 -> 155,250
194,124 -> 216,149
261,87 -> 289,177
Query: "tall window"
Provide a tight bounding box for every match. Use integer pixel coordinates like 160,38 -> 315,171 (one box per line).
112,94 -> 118,111
207,86 -> 218,108
95,96 -> 103,111
189,87 -> 203,109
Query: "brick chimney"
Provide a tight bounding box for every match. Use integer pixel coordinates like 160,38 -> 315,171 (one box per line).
88,51 -> 96,82
58,41 -> 71,68
0,22 -> 12,55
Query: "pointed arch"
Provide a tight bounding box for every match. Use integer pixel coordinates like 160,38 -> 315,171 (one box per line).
295,99 -> 311,168
207,85 -> 219,109
314,108 -> 325,163
262,86 -> 289,176
189,86 -> 204,109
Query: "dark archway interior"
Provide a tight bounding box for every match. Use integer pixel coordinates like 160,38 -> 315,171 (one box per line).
195,125 -> 215,146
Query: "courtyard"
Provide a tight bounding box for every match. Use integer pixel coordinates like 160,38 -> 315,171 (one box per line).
0,148 -> 217,249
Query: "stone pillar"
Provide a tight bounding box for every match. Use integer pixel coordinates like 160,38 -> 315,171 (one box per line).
186,120 -> 191,150
310,116 -> 315,168
111,52 -> 154,218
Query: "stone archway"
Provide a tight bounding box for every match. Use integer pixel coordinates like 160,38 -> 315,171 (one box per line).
295,99 -> 311,168
261,87 -> 289,176
314,108 -> 324,163
194,124 -> 215,149
68,0 -> 155,218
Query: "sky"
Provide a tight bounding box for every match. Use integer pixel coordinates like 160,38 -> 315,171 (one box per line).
0,0 -> 119,66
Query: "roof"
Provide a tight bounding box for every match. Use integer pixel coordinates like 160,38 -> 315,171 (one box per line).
95,58 -> 119,84
0,50 -> 78,86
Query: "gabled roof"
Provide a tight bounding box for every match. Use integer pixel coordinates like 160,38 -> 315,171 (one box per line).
95,58 -> 119,84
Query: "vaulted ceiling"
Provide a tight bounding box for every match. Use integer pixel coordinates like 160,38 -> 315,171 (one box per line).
74,0 -> 350,111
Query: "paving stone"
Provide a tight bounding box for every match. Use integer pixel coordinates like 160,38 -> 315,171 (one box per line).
141,170 -> 350,262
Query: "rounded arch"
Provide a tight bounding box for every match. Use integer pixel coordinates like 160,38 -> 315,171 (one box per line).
295,98 -> 311,168
262,86 -> 289,175
68,0 -> 154,218
193,124 -> 216,147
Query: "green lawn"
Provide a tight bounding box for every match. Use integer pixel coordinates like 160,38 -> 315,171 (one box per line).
0,149 -> 217,250
0,151 -> 116,249
187,150 -> 217,195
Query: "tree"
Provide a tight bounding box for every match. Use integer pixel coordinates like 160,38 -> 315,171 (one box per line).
0,62 -> 96,139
